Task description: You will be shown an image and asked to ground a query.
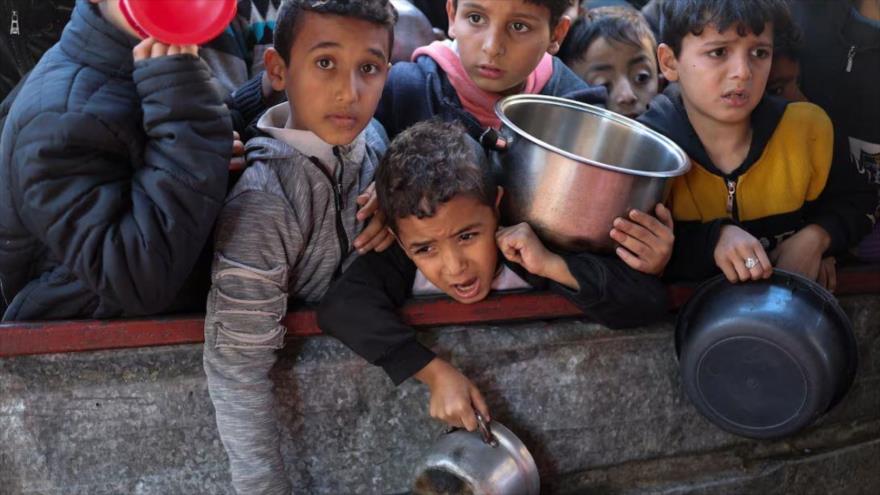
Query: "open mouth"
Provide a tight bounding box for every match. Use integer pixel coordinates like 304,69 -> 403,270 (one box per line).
450,277 -> 482,300
721,89 -> 750,107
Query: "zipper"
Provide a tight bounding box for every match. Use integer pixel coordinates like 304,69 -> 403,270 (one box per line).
726,179 -> 739,221
846,45 -> 856,72
308,151 -> 349,278
10,10 -> 19,35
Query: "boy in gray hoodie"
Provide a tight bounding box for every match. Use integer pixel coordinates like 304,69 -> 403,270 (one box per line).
202,1 -> 398,493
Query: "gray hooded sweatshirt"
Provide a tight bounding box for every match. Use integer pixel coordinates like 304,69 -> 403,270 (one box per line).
203,102 -> 387,494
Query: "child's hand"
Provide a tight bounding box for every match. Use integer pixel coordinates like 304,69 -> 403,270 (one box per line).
609,204 -> 674,275
496,223 -> 579,290
133,37 -> 198,62
354,182 -> 394,254
414,358 -> 490,431
230,131 -> 246,172
714,225 -> 773,283
817,256 -> 837,292
770,224 -> 831,282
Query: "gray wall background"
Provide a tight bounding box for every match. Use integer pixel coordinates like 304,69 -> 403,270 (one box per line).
1,294 -> 878,494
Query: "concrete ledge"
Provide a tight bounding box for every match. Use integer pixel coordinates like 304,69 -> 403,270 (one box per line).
1,293 -> 878,494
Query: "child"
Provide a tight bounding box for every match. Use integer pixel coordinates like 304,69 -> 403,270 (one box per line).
202,1 -> 396,492
317,120 -> 670,431
0,0 -> 232,321
765,22 -> 807,101
380,0 -> 673,274
559,6 -> 660,118
376,0 -> 604,141
790,0 -> 880,262
640,0 -> 867,288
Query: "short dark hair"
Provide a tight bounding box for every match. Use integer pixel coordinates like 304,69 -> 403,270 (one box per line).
773,20 -> 801,61
452,0 -> 571,28
558,6 -> 657,65
274,0 -> 399,64
659,0 -> 792,56
376,120 -> 497,232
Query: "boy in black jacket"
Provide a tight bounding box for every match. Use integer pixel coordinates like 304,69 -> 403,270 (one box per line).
0,0 -> 231,320
318,120 -> 669,431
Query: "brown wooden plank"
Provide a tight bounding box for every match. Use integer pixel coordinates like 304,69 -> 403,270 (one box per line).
1,267 -> 877,358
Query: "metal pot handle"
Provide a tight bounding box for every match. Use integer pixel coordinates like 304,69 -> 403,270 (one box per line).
475,411 -> 499,448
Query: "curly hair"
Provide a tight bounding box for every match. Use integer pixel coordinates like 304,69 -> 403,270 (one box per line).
274,0 -> 399,64
376,120 -> 497,232
452,0 -> 572,27
660,0 -> 792,56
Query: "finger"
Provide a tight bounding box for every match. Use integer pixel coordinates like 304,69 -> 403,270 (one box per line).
817,262 -> 829,288
354,215 -> 385,251
133,37 -> 156,61
755,246 -> 773,278
374,232 -> 395,253
729,255 -> 751,282
627,209 -> 667,239
718,259 -> 740,283
459,404 -> 478,432
613,217 -> 657,246
826,261 -> 837,292
232,140 -> 245,157
229,157 -> 247,172
356,194 -> 379,221
655,203 -> 674,230
470,387 -> 490,423
167,45 -> 181,56
357,226 -> 392,254
151,41 -> 168,59
181,44 -> 199,57
615,246 -> 646,273
233,131 -> 241,140
610,225 -> 651,259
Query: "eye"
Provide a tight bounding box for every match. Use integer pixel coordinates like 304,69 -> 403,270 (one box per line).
316,58 -> 335,70
468,13 -> 484,25
708,47 -> 726,58
414,245 -> 434,256
751,47 -> 772,59
767,85 -> 783,96
459,232 -> 478,242
361,63 -> 380,75
634,70 -> 653,85
511,22 -> 530,33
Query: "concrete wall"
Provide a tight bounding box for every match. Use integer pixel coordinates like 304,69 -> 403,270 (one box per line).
1,295 -> 878,494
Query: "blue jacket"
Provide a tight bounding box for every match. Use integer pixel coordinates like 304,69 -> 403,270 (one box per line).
0,0 -> 232,320
375,54 -> 606,141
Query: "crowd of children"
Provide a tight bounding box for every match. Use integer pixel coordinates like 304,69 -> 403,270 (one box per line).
0,0 -> 878,492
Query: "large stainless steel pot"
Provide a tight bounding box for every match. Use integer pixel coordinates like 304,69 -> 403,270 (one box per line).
412,413 -> 540,495
493,95 -> 690,252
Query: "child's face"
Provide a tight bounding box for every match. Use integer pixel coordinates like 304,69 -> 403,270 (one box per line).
766,55 -> 806,102
265,12 -> 390,145
658,23 -> 774,128
395,191 -> 502,304
568,36 -> 658,118
446,0 -> 570,94
90,0 -> 142,39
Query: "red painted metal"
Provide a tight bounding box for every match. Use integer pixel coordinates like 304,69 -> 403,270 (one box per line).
1,267 -> 877,358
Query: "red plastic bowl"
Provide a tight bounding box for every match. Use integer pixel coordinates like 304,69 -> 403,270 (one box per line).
120,0 -> 237,45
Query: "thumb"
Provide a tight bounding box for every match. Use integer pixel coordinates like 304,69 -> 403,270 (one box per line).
655,203 -> 674,229
469,385 -> 490,423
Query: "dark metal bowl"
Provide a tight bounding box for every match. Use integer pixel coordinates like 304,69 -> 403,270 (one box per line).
675,270 -> 858,439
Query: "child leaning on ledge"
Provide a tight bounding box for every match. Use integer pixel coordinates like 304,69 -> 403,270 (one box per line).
202,1 -> 397,493
317,120 -> 670,432
639,0 -> 872,289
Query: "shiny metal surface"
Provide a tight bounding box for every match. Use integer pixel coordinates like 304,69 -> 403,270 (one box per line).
412,419 -> 540,495
493,95 -> 690,252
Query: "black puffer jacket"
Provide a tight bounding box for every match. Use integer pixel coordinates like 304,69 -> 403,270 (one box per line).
0,0 -> 232,321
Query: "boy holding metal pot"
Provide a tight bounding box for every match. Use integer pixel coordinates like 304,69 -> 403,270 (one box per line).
318,120 -> 670,431
640,0 -> 874,289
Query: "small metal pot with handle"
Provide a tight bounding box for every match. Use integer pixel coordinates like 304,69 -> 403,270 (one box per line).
412,413 -> 540,495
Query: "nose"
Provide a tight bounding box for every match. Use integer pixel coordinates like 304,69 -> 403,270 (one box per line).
441,245 -> 467,277
730,52 -> 753,81
613,78 -> 638,109
335,71 -> 360,104
482,26 -> 505,58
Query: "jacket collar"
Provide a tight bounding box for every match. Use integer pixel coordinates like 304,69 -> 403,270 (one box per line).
59,0 -> 139,77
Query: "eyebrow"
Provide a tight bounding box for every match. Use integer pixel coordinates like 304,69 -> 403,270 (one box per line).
587,63 -> 614,73
308,41 -> 388,62
459,1 -> 542,23
628,54 -> 651,66
407,222 -> 484,250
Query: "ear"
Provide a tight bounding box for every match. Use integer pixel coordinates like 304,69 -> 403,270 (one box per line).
657,43 -> 679,82
446,0 -> 457,39
494,186 -> 504,212
263,48 -> 288,92
548,16 -> 572,55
